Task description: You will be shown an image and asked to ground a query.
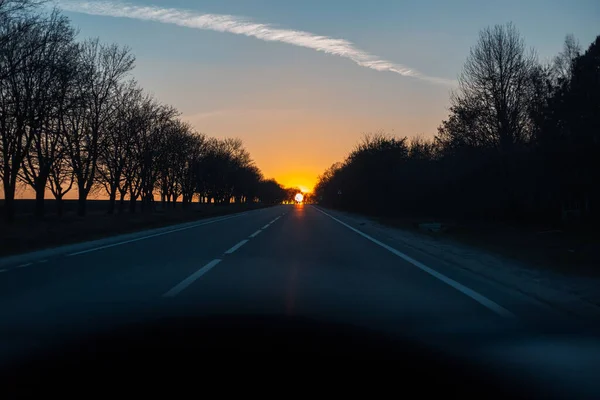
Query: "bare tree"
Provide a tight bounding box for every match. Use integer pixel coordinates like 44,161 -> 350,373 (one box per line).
119,93 -> 156,213
97,80 -> 142,214
231,163 -> 261,204
179,130 -> 207,207
124,100 -> 177,213
220,137 -> 253,204
140,103 -> 177,211
552,34 -> 581,84
0,0 -> 43,18
47,149 -> 74,216
452,23 -> 538,153
156,119 -> 184,207
64,39 -> 134,216
158,120 -> 205,208
0,1 -> 47,81
0,14 -> 40,222
18,12 -> 77,218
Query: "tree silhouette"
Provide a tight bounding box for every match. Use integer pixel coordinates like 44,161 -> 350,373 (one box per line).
316,29 -> 600,227
1,5 -> 289,221
55,39 -> 135,217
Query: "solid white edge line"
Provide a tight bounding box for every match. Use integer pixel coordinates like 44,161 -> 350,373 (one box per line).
224,239 -> 249,254
163,259 -> 221,297
68,213 -> 247,256
313,206 -> 515,318
249,230 -> 262,238
262,224 -> 271,229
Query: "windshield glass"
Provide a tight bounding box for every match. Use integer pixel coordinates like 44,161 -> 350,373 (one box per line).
0,1 -> 599,395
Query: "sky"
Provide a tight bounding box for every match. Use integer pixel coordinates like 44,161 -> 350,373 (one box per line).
52,0 -> 599,193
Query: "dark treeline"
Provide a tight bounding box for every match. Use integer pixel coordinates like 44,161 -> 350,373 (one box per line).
316,24 -> 600,227
0,1 -> 291,222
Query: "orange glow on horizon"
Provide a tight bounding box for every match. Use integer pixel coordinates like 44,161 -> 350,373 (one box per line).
189,103 -> 445,197
274,172 -> 317,194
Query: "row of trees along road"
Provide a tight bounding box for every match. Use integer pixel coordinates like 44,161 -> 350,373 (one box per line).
316,24 -> 600,226
0,1 -> 291,222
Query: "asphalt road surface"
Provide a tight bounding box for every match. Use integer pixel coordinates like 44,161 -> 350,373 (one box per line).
2,204 -> 600,397
0,203 -> 566,338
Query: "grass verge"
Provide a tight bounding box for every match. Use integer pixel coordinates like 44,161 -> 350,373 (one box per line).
376,214 -> 600,278
0,202 -> 271,257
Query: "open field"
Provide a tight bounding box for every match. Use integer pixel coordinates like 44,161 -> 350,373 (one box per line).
0,200 -> 270,257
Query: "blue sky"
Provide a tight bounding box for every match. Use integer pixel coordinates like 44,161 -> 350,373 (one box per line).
54,0 -> 600,190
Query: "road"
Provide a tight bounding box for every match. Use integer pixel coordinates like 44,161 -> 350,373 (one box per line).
3,203 -> 600,397
0,204 -> 576,357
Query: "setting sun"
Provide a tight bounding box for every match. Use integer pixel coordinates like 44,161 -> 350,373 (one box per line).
294,193 -> 304,203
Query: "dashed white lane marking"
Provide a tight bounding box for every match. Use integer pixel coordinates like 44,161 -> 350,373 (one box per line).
163,259 -> 221,298
0,269 -> 7,273
224,240 -> 249,254
261,213 -> 285,230
161,209 -> 285,298
68,213 -> 247,256
16,263 -> 33,269
313,206 -> 515,318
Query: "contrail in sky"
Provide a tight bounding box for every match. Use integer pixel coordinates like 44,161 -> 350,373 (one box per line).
57,1 -> 455,85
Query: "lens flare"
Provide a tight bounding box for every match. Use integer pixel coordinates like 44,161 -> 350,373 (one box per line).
294,193 -> 304,203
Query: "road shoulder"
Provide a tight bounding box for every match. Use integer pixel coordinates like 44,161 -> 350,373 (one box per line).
318,207 -> 600,319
